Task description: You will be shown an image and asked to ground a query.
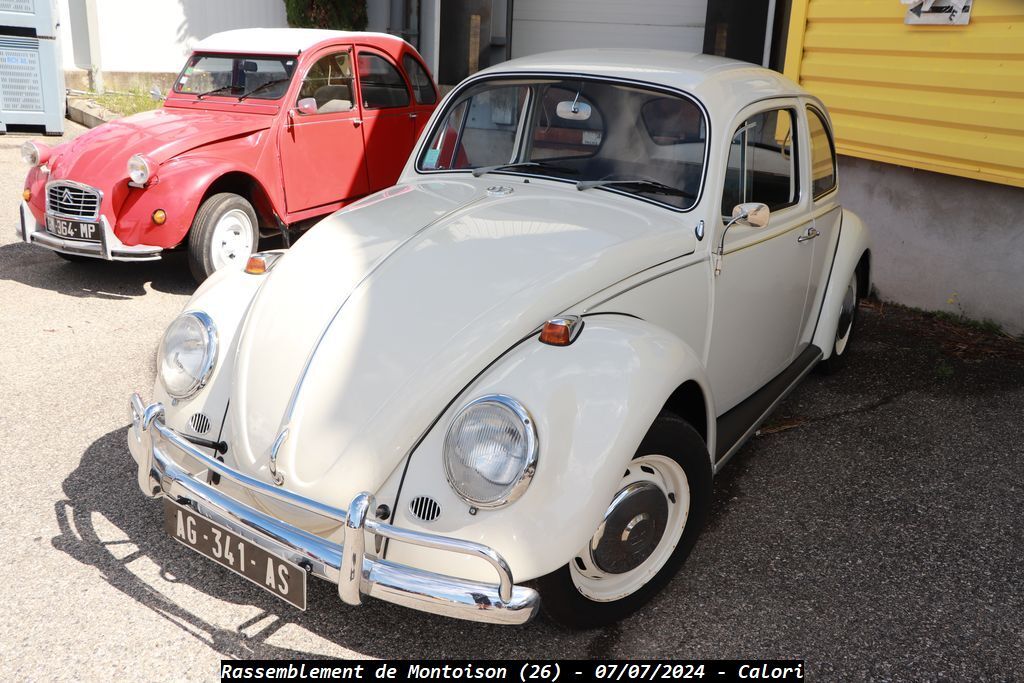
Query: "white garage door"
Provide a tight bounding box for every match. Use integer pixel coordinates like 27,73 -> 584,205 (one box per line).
511,0 -> 708,58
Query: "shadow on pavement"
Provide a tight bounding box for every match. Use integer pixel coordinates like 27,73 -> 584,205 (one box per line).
0,242 -> 195,299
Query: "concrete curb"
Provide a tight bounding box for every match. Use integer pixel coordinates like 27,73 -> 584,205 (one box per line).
66,97 -> 119,129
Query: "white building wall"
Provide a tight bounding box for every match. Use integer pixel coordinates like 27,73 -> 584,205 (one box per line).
511,0 -> 707,57
59,0 -> 288,74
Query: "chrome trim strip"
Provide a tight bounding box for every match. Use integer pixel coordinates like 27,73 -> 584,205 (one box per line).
127,395 -> 537,624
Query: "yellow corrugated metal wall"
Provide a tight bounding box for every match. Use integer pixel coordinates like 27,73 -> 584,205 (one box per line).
784,0 -> 1024,188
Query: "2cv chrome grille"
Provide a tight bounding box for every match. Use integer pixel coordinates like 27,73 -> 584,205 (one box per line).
47,182 -> 101,220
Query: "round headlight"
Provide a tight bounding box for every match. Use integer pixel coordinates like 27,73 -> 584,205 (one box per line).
21,141 -> 48,166
443,395 -> 538,508
158,311 -> 217,399
127,153 -> 153,185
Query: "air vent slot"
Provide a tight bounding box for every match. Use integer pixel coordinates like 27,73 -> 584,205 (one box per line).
409,496 -> 441,522
189,412 -> 211,435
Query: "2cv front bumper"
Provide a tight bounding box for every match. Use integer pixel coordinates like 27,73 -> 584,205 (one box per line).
127,393 -> 540,625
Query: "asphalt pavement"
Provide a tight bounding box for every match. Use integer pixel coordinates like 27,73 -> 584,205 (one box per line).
1,122 -> 1022,681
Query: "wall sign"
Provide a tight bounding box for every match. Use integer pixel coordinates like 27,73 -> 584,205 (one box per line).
901,0 -> 972,25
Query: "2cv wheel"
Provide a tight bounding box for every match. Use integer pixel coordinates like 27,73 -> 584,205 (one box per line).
536,412 -> 712,628
188,192 -> 258,282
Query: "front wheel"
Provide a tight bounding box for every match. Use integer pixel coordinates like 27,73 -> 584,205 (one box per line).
535,413 -> 712,628
187,193 -> 258,283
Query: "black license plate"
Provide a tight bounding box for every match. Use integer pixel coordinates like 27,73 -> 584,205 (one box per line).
163,499 -> 307,610
45,214 -> 101,241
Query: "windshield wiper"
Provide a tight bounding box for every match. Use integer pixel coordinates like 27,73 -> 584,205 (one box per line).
195,85 -> 237,100
237,78 -> 292,101
576,177 -> 696,199
471,161 -> 578,178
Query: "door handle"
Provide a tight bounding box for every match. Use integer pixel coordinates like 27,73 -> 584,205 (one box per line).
409,112 -> 417,119
352,119 -> 363,128
797,227 -> 820,243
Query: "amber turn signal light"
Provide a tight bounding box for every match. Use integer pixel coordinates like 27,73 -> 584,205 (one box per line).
539,315 -> 583,346
22,188 -> 31,201
152,209 -> 167,225
245,252 -> 283,275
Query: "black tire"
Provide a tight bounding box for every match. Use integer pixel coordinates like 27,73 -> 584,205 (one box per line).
54,252 -> 96,264
187,193 -> 258,283
535,412 -> 712,629
817,268 -> 862,375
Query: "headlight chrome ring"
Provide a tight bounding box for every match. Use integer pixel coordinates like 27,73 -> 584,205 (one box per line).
158,311 -> 218,399
443,394 -> 538,509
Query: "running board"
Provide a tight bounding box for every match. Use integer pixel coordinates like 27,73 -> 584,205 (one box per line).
714,345 -> 823,472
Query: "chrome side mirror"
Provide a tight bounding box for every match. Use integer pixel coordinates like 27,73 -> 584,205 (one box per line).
715,202 -> 770,276
732,202 -> 770,228
296,97 -> 318,115
149,86 -> 166,102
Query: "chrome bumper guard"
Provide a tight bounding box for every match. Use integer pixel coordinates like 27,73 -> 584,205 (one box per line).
127,393 -> 539,625
19,201 -> 163,261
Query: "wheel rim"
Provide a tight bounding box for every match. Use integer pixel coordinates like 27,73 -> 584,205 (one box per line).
570,454 -> 690,602
210,208 -> 254,271
834,273 -> 858,356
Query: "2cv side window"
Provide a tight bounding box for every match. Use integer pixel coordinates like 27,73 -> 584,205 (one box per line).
807,106 -> 837,198
403,54 -> 437,105
357,52 -> 411,109
722,108 -> 799,216
297,50 -> 356,113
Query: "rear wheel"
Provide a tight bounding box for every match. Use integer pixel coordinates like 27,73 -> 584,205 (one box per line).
187,193 -> 258,282
818,269 -> 861,374
536,413 -> 712,628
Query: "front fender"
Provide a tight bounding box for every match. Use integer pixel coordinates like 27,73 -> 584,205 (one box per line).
114,157 -> 265,248
383,314 -> 712,584
151,266 -> 268,441
813,209 -> 871,357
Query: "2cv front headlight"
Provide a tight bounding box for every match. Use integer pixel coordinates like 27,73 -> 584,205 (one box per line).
158,311 -> 218,399
443,395 -> 538,508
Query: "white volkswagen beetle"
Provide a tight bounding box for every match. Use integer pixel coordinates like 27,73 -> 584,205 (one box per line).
128,50 -> 870,628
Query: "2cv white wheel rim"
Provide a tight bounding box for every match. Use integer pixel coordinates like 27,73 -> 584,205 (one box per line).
834,273 -> 858,356
570,454 -> 690,602
210,208 -> 254,271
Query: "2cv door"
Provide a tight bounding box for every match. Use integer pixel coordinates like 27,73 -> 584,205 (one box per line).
279,46 -> 370,213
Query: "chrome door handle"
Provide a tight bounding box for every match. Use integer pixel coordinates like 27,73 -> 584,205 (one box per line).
798,227 -> 820,243
352,119 -> 363,128
409,112 -> 417,119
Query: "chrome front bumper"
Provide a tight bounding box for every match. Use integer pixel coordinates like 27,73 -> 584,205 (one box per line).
127,394 -> 539,625
19,201 -> 163,261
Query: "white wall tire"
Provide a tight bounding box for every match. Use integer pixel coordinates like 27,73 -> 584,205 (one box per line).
187,193 -> 258,283
535,413 -> 711,628
819,269 -> 861,374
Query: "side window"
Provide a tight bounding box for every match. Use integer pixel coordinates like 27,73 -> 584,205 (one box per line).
358,53 -> 411,109
297,50 -> 355,113
807,107 -> 837,198
402,54 -> 437,105
530,85 -> 604,161
722,108 -> 798,216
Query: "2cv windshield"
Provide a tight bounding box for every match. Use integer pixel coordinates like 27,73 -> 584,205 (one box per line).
418,77 -> 708,210
174,54 -> 297,100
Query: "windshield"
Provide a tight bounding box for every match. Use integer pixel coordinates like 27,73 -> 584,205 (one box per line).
174,53 -> 297,100
418,77 -> 707,210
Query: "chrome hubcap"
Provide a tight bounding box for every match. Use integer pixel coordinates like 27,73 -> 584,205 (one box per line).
570,454 -> 690,602
210,208 -> 254,271
590,482 -> 668,574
